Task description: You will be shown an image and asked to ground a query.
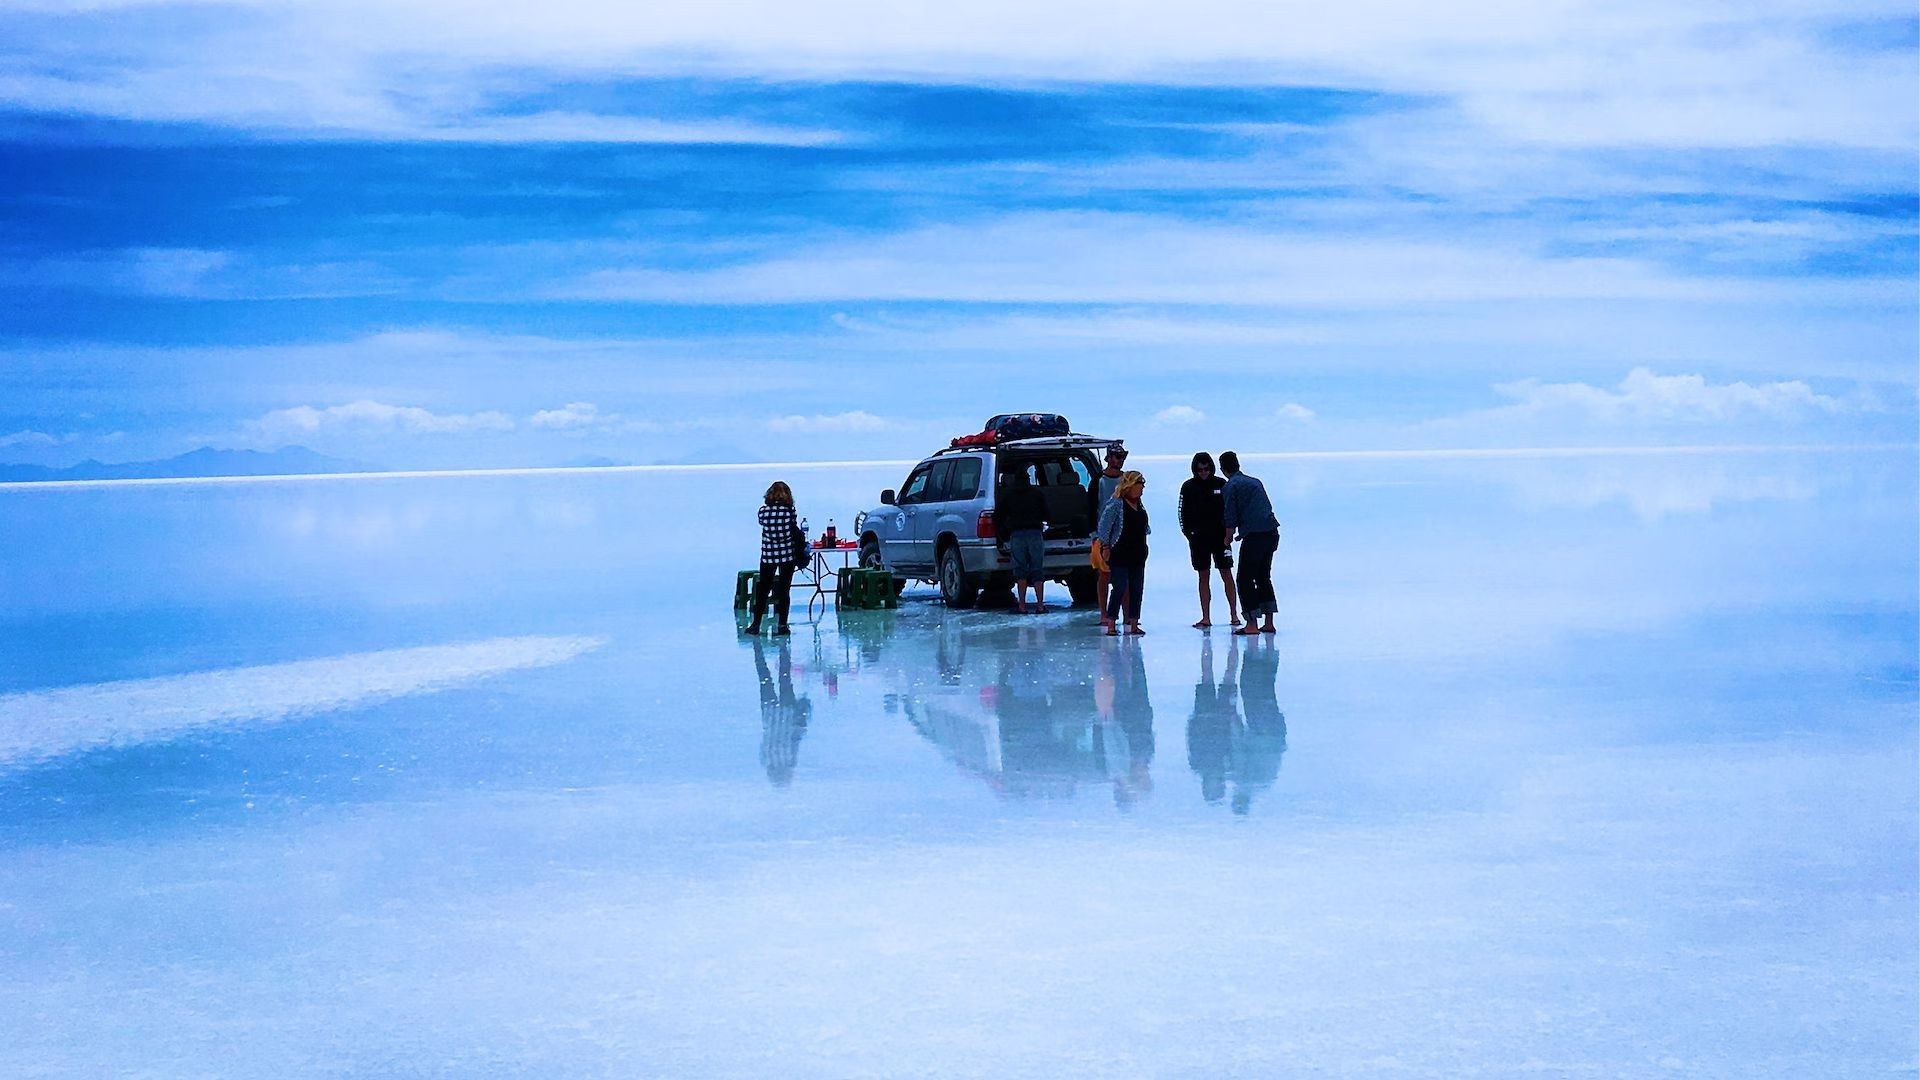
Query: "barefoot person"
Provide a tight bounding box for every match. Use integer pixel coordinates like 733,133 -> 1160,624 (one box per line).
1179,451 -> 1239,629
1219,451 -> 1279,636
1094,443 -> 1128,618
1097,469 -> 1151,635
745,480 -> 801,636
999,465 -> 1050,613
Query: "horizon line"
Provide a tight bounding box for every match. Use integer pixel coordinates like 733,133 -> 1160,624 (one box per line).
0,442 -> 1911,492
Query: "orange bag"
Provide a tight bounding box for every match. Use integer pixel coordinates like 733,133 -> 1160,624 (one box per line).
1089,538 -> 1108,572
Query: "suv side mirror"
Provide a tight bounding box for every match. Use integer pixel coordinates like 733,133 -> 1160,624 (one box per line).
880,489 -> 896,505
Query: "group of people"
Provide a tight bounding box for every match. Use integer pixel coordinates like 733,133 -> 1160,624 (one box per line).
1091,445 -> 1282,638
743,447 -> 1283,636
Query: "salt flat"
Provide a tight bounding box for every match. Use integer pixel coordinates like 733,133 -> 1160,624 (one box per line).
1,448 -> 1913,1077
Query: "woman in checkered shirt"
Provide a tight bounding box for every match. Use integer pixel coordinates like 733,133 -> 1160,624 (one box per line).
746,480 -> 801,636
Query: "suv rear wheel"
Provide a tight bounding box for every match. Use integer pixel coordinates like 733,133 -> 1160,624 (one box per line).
938,545 -> 978,608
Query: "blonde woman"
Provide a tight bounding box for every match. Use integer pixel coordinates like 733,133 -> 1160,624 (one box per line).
1095,470 -> 1151,635
746,480 -> 801,636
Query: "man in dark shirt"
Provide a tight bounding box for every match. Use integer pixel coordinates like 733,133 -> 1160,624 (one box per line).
1178,451 -> 1239,629
999,466 -> 1050,613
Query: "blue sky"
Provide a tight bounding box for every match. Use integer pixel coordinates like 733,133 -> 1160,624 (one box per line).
0,1 -> 1915,468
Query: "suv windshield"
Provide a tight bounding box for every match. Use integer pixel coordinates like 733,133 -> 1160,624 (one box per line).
898,463 -> 934,504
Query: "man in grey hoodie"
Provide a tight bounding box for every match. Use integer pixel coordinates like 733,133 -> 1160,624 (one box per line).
1219,451 -> 1279,636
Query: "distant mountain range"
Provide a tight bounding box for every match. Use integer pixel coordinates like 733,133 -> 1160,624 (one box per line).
553,455 -> 634,469
0,446 -> 382,483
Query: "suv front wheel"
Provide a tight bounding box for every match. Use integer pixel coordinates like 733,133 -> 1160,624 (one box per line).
938,545 -> 978,608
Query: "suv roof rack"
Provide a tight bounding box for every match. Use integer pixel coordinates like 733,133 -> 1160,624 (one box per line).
931,433 -> 1120,457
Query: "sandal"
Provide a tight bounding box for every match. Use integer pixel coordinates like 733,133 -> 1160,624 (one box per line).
1192,620 -> 1211,629
1105,625 -> 1119,636
1128,625 -> 1145,635
1260,625 -> 1276,634
1232,625 -> 1261,636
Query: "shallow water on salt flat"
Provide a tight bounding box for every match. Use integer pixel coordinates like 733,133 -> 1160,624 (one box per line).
1,449 -> 1913,1077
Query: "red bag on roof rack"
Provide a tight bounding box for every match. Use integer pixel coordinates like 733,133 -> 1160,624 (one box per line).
949,428 -> 998,449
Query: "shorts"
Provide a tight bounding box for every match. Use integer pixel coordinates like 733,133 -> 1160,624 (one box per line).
1007,529 -> 1046,581
1188,534 -> 1232,572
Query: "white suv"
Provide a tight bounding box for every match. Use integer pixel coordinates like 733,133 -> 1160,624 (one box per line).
854,434 -> 1122,608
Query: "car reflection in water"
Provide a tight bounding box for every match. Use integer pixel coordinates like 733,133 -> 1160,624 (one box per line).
785,612 -> 1286,813
753,637 -> 812,788
1186,634 -> 1287,815
857,617 -> 1156,808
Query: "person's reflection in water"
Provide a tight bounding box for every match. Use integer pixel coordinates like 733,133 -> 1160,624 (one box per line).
1230,636 -> 1287,815
754,637 -> 812,788
1100,639 -> 1156,810
1187,634 -> 1239,806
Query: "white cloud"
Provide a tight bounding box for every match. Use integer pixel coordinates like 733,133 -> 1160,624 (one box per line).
0,635 -> 603,767
1153,405 -> 1206,425
766,410 -> 891,433
120,247 -> 231,296
530,401 -> 608,429
403,112 -> 843,146
245,399 -> 516,443
10,247 -> 405,299
1,0 -> 1910,150
1275,403 -> 1316,422
0,429 -> 59,448
1486,368 -> 1854,425
554,212 -> 1736,307
1496,455 -> 1826,521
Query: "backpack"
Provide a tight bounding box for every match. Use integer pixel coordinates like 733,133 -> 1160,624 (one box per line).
790,522 -> 810,570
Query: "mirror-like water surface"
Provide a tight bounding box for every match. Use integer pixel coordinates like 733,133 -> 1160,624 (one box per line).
1,449 -> 1914,1077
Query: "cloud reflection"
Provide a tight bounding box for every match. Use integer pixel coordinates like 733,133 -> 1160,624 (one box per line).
0,635 -> 604,768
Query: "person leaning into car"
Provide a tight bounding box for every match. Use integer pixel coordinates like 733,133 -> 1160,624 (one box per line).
998,466 -> 1051,614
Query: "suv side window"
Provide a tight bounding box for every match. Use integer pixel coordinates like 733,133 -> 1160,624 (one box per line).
937,457 -> 982,502
899,463 -> 934,504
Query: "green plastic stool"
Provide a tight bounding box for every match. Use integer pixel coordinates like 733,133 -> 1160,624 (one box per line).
836,566 -> 865,609
857,567 -> 898,609
734,570 -> 760,610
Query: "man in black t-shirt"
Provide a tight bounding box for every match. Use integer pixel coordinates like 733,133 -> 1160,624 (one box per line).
1178,451 -> 1239,629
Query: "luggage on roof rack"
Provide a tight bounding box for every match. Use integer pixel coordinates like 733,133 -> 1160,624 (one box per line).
947,413 -> 1072,448
986,413 -> 1070,441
